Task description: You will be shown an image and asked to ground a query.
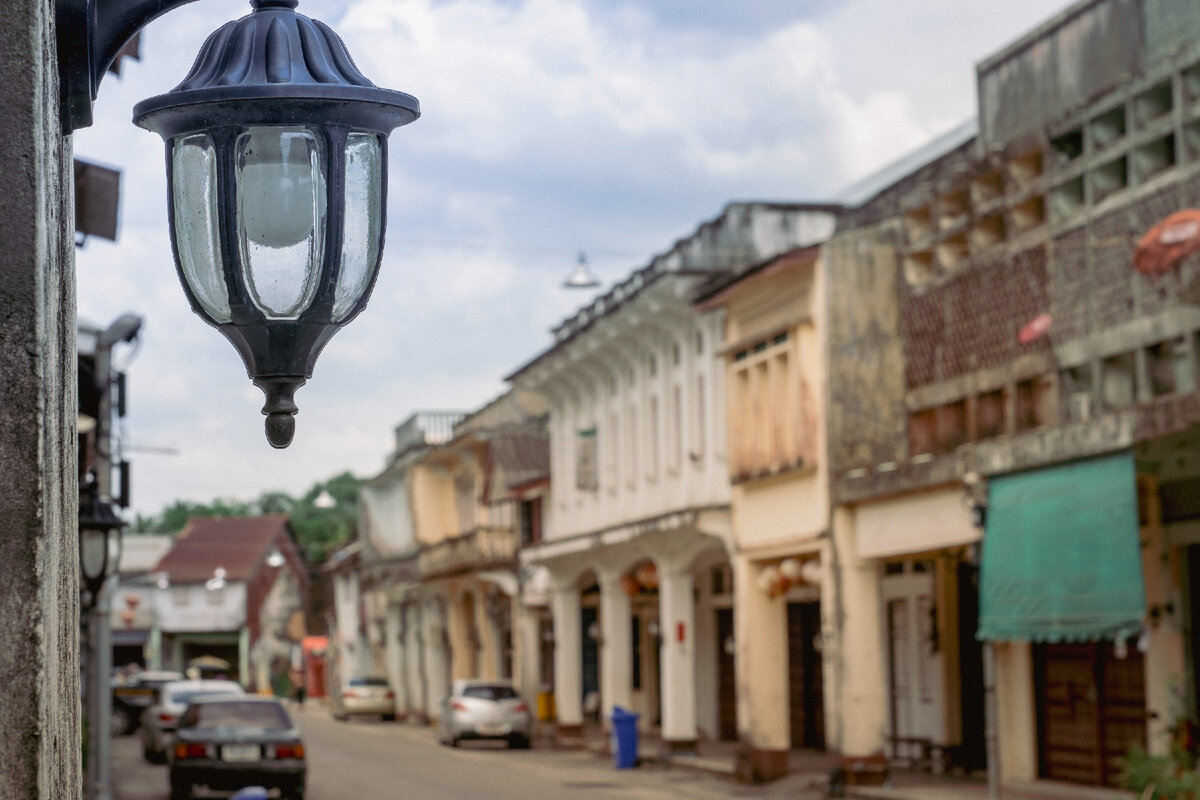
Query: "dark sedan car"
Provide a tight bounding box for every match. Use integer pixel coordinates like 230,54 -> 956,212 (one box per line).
168,696 -> 305,800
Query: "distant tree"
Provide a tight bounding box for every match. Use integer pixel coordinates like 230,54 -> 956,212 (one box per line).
256,491 -> 294,515
289,472 -> 361,562
127,473 -> 363,563
140,498 -> 252,533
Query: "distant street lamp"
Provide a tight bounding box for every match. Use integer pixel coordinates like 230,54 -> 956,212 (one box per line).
78,481 -> 125,609
59,0 -> 420,448
563,252 -> 600,289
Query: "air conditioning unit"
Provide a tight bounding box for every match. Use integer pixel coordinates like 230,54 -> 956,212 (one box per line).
1070,392 -> 1092,422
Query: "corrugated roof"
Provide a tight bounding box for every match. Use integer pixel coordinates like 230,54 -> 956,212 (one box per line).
833,119 -> 978,208
154,515 -> 292,584
488,425 -> 550,492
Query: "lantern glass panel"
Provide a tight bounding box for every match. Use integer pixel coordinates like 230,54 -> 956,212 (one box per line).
333,132 -> 383,321
235,126 -> 326,319
80,527 -> 108,580
172,134 -> 231,323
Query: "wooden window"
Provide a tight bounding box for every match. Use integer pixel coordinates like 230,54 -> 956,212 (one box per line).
519,497 -> 542,545
692,375 -> 706,461
669,385 -> 683,471
648,396 -> 660,478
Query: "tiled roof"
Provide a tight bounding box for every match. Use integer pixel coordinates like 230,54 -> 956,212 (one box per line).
154,515 -> 292,584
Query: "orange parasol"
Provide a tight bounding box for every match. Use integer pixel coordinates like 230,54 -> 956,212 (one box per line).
1135,209 -> 1200,277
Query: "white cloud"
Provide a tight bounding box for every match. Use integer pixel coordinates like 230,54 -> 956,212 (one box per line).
72,0 -> 1077,519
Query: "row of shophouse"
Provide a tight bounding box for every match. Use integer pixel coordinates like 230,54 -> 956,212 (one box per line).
327,0 -> 1200,791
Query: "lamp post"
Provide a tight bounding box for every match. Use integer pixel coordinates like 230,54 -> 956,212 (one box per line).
963,471 -> 998,800
61,0 -> 420,448
79,481 -> 125,800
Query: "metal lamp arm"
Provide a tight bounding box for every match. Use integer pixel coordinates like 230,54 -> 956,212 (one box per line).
58,0 -> 199,132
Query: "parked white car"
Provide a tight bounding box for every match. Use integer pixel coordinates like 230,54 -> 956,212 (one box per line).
140,679 -> 244,763
437,679 -> 532,749
335,677 -> 396,721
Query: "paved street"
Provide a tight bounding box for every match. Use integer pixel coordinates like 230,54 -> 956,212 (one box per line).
112,703 -> 827,800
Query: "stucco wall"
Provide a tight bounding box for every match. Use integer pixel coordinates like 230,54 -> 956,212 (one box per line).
0,0 -> 79,796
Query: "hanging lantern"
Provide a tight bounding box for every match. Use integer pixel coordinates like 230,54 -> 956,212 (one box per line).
132,0 -> 420,448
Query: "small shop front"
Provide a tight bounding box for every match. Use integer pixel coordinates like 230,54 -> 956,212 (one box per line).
978,450 -> 1148,789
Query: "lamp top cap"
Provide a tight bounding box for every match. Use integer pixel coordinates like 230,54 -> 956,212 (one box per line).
133,0 -> 419,136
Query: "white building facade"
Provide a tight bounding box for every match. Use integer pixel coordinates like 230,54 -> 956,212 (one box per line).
507,203 -> 838,748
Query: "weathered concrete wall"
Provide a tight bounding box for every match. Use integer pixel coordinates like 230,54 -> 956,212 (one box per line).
823,229 -> 908,473
0,0 -> 79,797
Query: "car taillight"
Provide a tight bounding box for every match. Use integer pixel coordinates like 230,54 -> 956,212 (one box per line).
513,702 -> 529,714
158,713 -> 177,724
450,701 -> 468,712
270,744 -> 305,759
174,743 -> 209,759
385,690 -> 394,699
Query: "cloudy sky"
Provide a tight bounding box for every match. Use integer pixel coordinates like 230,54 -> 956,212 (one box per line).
74,0 -> 1078,520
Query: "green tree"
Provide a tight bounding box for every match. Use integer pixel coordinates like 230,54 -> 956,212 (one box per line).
127,472 -> 363,563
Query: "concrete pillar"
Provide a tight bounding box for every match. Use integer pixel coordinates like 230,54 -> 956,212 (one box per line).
597,570 -> 633,724
384,603 -> 404,718
0,0 -> 78,795
550,583 -> 584,734
149,625 -> 163,671
995,641 -> 1036,783
733,554 -> 789,781
514,602 -> 542,702
659,564 -> 698,751
404,602 -> 427,724
422,597 -> 451,721
239,627 -> 251,688
831,507 -> 887,756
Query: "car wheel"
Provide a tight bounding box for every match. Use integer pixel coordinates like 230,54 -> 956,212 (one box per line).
147,747 -> 167,765
382,713 -> 396,722
110,706 -> 133,736
449,735 -> 460,748
508,734 -> 530,750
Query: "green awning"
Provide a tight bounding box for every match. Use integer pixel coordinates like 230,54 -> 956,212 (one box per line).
977,451 -> 1145,643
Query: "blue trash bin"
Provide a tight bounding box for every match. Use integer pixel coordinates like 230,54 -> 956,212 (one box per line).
609,706 -> 640,769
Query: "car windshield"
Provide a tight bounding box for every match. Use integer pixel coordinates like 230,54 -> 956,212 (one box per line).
182,701 -> 292,730
461,685 -> 518,701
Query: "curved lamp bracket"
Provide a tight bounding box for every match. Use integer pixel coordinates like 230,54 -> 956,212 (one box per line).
57,0 -> 198,132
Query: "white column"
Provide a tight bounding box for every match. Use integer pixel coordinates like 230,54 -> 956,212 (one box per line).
514,601 -> 541,701
659,564 -> 698,748
598,570 -> 633,724
550,583 -> 583,730
384,603 -> 404,717
404,602 -> 427,722
423,596 -> 450,721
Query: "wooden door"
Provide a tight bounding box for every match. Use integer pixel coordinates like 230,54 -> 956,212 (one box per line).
787,602 -> 826,749
1035,642 -> 1146,787
716,608 -> 736,741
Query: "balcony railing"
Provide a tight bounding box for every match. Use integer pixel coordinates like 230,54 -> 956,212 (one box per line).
418,527 -> 516,579
392,410 -> 465,458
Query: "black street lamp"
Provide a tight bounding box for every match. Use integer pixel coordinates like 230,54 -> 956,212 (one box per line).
59,0 -> 420,447
78,482 -> 125,609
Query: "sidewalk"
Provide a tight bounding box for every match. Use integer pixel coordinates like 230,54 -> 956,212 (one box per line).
551,723 -> 1135,800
